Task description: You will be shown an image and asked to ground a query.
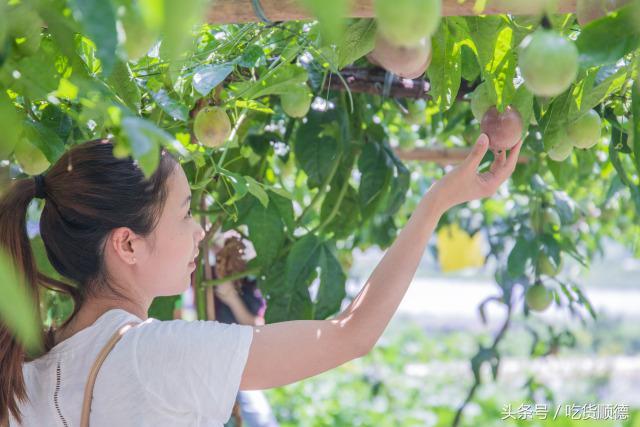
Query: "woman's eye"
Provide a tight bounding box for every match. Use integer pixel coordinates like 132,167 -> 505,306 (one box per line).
186,209 -> 192,218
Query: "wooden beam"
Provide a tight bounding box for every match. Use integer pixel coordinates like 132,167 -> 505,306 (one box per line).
393,146 -> 531,165
208,0 -> 577,24
323,66 -> 479,99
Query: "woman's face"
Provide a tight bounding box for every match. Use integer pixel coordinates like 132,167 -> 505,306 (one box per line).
124,164 -> 206,297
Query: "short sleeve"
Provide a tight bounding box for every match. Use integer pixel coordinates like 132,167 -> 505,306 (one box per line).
132,319 -> 254,421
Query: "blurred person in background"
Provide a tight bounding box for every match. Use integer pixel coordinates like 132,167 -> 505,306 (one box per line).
211,235 -> 279,427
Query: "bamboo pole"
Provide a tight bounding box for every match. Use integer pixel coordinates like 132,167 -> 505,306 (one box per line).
208,0 -> 577,24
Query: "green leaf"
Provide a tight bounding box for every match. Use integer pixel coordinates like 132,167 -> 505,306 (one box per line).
268,189 -> 296,235
312,240 -> 347,320
576,3 -> 640,70
192,63 -> 234,96
120,117 -> 166,178
323,184 -> 360,239
334,19 -> 377,69
232,64 -> 308,100
148,295 -> 180,320
22,119 -> 66,164
357,133 -> 393,221
108,60 -> 141,112
631,78 -> 640,175
294,111 -> 341,189
242,194 -> 287,268
149,88 -> 188,121
245,176 -> 269,208
0,89 -> 22,158
507,236 -> 535,277
0,247 -> 43,352
68,0 -> 118,75
218,167 -> 249,205
511,84 -> 533,136
427,19 -> 462,110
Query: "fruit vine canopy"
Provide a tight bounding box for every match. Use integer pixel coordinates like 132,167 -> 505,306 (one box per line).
0,0 -> 639,409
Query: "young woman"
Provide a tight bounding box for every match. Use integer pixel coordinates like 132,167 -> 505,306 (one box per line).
0,134 -> 521,426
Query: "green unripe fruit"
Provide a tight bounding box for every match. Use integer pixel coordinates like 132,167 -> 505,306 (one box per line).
193,106 -> 231,148
518,29 -> 578,97
542,207 -> 562,232
281,86 -> 312,118
547,139 -> 573,161
537,253 -> 563,277
14,139 -> 50,175
374,0 -> 441,48
567,109 -> 601,149
525,283 -> 554,311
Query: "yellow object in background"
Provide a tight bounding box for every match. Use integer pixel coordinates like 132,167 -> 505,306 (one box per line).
437,223 -> 485,272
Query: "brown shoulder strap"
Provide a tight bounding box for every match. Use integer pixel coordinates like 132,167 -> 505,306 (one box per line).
80,321 -> 141,427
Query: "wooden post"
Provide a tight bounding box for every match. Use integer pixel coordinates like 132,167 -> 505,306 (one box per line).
208,0 -> 577,24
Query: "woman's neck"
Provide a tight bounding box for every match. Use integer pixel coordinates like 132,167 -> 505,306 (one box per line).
54,297 -> 149,345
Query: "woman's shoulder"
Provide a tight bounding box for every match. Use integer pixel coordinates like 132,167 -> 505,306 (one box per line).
129,316 -> 254,350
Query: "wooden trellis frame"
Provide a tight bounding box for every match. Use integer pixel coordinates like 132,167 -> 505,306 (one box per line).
208,0 -> 577,24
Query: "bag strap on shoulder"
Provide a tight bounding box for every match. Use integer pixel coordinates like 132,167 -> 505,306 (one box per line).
2,320 -> 142,427
80,320 -> 142,427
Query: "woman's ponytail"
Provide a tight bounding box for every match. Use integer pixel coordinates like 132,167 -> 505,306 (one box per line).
0,176 -> 50,425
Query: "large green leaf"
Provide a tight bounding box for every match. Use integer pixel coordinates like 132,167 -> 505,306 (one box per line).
334,19 -> 377,69
192,63 -> 234,96
267,233 -> 346,322
68,0 -> 118,76
0,248 -> 43,352
358,128 -> 393,221
427,19 -> 462,110
232,64 -> 308,100
120,117 -> 166,178
294,111 -> 341,189
108,60 -> 141,112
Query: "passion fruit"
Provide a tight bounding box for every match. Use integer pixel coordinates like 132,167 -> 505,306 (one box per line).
525,282 -> 554,312
537,253 -> 563,277
567,109 -> 601,149
367,34 -> 432,79
518,29 -> 579,97
547,139 -> 573,161
374,0 -> 441,48
281,86 -> 313,118
14,138 -> 50,175
480,105 -> 523,153
193,106 -> 231,148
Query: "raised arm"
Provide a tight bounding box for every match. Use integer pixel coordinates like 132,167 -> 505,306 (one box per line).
240,134 -> 522,391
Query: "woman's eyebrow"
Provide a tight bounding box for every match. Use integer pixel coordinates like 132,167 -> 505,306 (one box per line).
182,195 -> 191,207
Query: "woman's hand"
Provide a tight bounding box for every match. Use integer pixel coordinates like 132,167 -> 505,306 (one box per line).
430,133 -> 522,211
214,281 -> 239,305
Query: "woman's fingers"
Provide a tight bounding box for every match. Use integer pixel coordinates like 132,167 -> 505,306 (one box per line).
490,150 -> 507,174
494,140 -> 523,179
463,133 -> 490,170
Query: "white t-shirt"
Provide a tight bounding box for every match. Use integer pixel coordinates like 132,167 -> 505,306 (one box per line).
10,308 -> 255,427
